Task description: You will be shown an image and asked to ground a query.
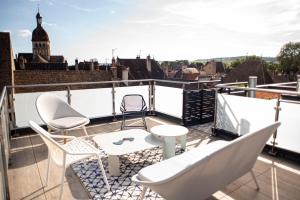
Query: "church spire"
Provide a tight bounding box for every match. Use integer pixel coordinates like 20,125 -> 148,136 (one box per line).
36,6 -> 42,26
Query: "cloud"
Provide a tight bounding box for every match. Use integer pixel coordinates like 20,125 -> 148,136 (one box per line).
18,29 -> 32,38
109,10 -> 116,14
70,5 -> 100,12
43,22 -> 57,27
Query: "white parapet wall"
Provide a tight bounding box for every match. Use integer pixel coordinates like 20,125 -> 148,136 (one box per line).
216,93 -> 300,154
14,86 -> 150,128
155,86 -> 183,119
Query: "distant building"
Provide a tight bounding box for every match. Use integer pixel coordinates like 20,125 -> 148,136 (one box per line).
202,61 -> 226,76
116,55 -> 164,80
15,11 -> 67,70
174,67 -> 200,81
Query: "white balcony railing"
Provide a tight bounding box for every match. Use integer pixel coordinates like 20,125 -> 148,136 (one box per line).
215,81 -> 300,154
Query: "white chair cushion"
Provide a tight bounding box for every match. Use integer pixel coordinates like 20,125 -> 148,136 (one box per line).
138,140 -> 229,182
49,117 -> 89,129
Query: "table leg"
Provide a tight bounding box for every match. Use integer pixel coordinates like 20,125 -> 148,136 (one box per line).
107,155 -> 120,176
180,135 -> 187,151
163,137 -> 176,159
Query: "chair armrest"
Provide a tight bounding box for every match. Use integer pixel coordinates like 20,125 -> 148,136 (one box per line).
132,174 -> 159,186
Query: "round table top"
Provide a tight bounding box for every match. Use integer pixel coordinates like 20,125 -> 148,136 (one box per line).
150,124 -> 189,137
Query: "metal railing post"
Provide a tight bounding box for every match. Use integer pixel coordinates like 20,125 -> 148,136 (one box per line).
152,81 -> 156,113
212,88 -> 219,136
6,88 -> 17,129
148,81 -> 152,114
248,76 -> 257,98
269,95 -> 281,155
296,75 -> 300,92
67,86 -> 72,105
112,83 -> 116,121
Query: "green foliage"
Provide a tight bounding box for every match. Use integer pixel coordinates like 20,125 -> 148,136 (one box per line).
277,42 -> 300,73
266,62 -> 280,73
160,60 -> 190,70
228,55 -> 262,70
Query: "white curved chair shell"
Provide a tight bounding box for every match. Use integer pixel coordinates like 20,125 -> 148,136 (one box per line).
132,122 -> 280,200
36,93 -> 89,136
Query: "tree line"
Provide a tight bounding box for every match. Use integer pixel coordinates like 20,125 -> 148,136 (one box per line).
160,42 -> 300,75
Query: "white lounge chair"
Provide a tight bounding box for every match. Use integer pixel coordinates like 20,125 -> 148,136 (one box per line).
29,121 -> 110,200
132,122 -> 280,200
36,93 -> 89,140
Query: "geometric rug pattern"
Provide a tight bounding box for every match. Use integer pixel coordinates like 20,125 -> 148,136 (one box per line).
72,147 -> 174,199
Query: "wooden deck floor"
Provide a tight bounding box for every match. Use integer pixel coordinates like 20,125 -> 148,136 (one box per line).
8,117 -> 300,200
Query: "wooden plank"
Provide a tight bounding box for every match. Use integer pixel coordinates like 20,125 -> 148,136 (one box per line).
8,135 -> 46,200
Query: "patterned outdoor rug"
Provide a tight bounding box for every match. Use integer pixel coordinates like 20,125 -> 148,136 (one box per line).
72,147 -> 179,200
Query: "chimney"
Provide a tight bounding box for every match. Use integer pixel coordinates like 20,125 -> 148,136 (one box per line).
146,54 -> 151,73
90,61 -> 94,71
75,58 -> 79,71
19,56 -> 25,70
111,57 -> 117,79
122,67 -> 129,86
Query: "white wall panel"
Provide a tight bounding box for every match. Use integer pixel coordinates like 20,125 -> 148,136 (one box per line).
115,86 -> 149,115
216,94 -> 276,136
276,102 -> 300,153
14,91 -> 67,127
155,86 -> 183,118
70,88 -> 113,118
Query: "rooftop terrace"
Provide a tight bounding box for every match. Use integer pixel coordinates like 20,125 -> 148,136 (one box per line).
1,78 -> 300,199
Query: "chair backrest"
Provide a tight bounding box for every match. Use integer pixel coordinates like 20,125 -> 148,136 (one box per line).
36,93 -> 82,124
146,122 -> 280,200
29,120 -> 65,165
120,94 -> 147,112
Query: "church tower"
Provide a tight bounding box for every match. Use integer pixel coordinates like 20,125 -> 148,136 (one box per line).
32,11 -> 51,62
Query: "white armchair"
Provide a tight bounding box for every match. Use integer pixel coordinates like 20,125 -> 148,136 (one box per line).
29,121 -> 110,200
36,93 -> 89,140
132,122 -> 280,200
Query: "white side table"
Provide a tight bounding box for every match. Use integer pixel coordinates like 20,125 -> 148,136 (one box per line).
150,125 -> 189,159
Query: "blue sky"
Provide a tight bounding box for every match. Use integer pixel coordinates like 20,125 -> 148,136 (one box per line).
1,0 -> 300,64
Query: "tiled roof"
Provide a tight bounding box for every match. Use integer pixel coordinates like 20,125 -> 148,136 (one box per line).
117,58 -> 164,79
224,60 -> 273,84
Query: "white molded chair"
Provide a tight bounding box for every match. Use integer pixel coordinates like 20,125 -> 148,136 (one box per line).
29,121 -> 110,200
120,94 -> 147,130
36,93 -> 89,139
132,122 -> 280,200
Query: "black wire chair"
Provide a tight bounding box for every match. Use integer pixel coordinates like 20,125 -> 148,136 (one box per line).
120,94 -> 147,130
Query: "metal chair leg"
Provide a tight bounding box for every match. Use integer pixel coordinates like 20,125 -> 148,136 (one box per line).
250,170 -> 260,190
82,126 -> 89,137
139,186 -> 148,200
121,114 -> 125,130
142,116 -> 147,130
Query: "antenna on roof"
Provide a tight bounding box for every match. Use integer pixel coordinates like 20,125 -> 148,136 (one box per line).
38,3 -> 40,12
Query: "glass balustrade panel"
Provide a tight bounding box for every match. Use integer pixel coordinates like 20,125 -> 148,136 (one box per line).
155,86 -> 183,119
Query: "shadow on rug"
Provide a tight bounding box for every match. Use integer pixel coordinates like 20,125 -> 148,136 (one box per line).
72,147 -> 165,200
